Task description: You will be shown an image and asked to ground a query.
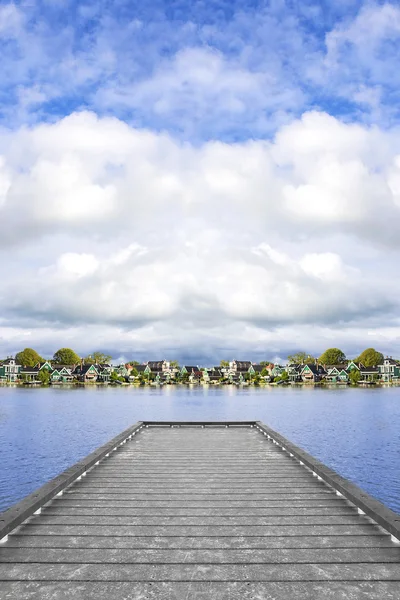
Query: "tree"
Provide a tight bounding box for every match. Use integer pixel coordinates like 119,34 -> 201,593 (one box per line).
38,369 -> 50,385
15,348 -> 43,367
169,360 -> 180,368
318,348 -> 346,365
261,367 -> 269,377
356,348 -> 384,367
287,352 -> 315,365
220,360 -> 229,367
84,352 -> 112,365
349,369 -> 361,386
53,348 -> 80,365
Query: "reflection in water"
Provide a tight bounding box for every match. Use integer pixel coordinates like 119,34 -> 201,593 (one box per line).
0,385 -> 399,513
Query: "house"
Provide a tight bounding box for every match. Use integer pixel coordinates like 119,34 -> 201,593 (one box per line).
359,366 -> 379,383
0,357 -> 21,382
73,364 -> 99,382
300,363 -> 327,383
147,360 -> 170,372
180,366 -> 198,376
19,366 -> 40,382
271,364 -> 286,378
286,364 -> 302,383
229,360 -> 252,373
325,367 -> 349,383
378,358 -> 400,382
180,366 -> 202,382
96,364 -> 112,383
113,364 -> 129,379
202,368 -> 222,383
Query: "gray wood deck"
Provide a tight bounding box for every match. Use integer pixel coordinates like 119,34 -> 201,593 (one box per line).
1,423 -> 400,599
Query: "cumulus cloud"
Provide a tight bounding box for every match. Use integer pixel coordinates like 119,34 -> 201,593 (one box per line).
0,110 -> 400,360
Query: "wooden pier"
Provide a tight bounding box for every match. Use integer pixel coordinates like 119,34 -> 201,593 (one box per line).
1,421 -> 400,598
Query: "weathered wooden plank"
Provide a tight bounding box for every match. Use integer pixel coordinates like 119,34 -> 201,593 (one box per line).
2,562 -> 400,581
32,514 -> 366,526
17,524 -> 382,536
2,547 -> 400,564
42,506 -> 357,517
5,534 -> 395,550
51,498 -> 346,507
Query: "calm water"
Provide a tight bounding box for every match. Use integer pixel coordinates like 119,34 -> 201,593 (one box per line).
0,385 -> 399,514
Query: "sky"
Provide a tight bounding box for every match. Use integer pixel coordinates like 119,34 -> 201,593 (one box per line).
1,0 -> 400,364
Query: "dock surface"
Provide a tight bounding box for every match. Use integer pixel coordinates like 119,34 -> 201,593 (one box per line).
1,422 -> 400,598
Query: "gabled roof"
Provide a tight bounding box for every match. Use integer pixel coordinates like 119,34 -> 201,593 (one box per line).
360,366 -> 379,373
383,358 -> 399,365
147,361 -> 165,369
252,365 -> 265,372
301,363 -> 327,375
183,366 -> 198,371
134,365 -> 148,372
233,361 -> 252,369
73,364 -> 98,375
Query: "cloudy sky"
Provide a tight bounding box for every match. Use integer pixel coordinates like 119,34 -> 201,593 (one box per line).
1,0 -> 400,364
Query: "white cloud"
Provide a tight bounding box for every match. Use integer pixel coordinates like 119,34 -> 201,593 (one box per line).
0,110 -> 400,359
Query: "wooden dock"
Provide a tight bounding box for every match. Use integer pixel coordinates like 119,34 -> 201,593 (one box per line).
1,421 -> 400,598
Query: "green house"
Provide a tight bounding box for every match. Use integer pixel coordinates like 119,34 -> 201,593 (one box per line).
378,358 -> 400,382
0,358 -> 21,382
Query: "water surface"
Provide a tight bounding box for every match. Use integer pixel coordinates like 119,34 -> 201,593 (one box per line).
0,385 -> 399,513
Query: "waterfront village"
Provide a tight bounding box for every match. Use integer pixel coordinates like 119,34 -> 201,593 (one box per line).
0,347 -> 399,386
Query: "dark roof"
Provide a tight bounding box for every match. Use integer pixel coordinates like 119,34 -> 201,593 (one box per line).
3,358 -> 17,364
134,365 -> 148,372
147,361 -> 165,369
183,366 -> 198,371
233,361 -> 252,369
360,366 -> 379,373
302,363 -> 327,375
19,366 -> 39,374
252,365 -> 265,372
383,358 -> 399,365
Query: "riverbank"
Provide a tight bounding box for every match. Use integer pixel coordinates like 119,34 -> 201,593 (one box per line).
1,380 -> 399,388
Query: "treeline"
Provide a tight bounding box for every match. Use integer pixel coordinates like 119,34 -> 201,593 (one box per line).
286,347 -> 385,367
13,348 -> 112,367
6,346 -> 391,369
220,348 -> 388,368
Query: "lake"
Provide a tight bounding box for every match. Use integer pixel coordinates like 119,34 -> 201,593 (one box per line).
0,385 -> 399,514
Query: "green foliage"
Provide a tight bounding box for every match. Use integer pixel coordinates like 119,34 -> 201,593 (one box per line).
261,367 -> 269,377
349,369 -> 361,385
356,348 -> 384,367
274,371 -> 289,384
130,367 -> 138,377
287,352 -> 315,365
318,348 -> 346,365
53,348 -> 80,365
15,348 -> 42,367
84,352 -> 112,365
38,369 -> 50,385
169,360 -> 180,368
220,360 -> 229,367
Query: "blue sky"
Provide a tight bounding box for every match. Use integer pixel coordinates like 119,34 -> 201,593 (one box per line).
1,0 -> 400,363
2,0 -> 400,139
